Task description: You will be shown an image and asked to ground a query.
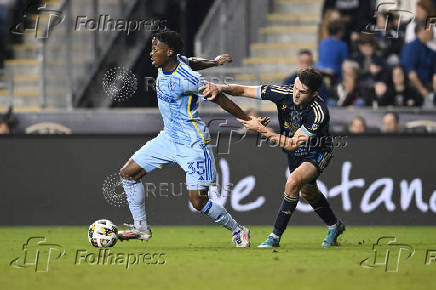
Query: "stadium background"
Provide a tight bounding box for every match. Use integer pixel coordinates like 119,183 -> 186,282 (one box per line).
0,0 -> 435,227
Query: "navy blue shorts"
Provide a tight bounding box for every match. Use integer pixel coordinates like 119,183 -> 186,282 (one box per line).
287,151 -> 333,186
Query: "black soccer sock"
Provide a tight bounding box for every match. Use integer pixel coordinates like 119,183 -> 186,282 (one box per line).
306,192 -> 337,226
272,193 -> 299,238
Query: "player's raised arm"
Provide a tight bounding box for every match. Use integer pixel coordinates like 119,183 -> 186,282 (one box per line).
209,93 -> 251,121
208,93 -> 270,124
200,82 -> 259,100
185,54 -> 232,71
238,118 -> 308,151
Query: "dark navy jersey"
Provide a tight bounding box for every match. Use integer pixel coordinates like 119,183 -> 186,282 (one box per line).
256,84 -> 332,157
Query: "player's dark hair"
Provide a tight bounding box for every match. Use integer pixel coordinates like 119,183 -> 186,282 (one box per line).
153,30 -> 184,56
298,49 -> 313,57
297,68 -> 323,92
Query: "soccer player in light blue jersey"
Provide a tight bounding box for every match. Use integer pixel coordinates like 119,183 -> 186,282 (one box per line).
118,30 -> 253,247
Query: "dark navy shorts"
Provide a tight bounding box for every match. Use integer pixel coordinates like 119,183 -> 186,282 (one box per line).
287,151 -> 334,186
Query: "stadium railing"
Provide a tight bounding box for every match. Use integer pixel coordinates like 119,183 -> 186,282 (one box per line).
194,0 -> 272,66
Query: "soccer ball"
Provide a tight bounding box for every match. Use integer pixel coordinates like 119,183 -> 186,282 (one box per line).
88,219 -> 118,248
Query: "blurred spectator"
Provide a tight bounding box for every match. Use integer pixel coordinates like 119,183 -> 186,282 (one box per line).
348,115 -> 367,134
382,111 -> 400,133
317,20 -> 349,80
400,22 -> 436,103
319,9 -> 342,41
430,74 -> 436,106
352,34 -> 387,88
404,0 -> 436,51
283,49 -> 332,104
374,65 -> 422,107
0,120 -> 11,134
322,0 -> 374,47
0,106 -> 17,134
334,60 -> 368,106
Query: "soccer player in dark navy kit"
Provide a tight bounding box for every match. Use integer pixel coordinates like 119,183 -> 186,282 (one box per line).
201,68 -> 345,247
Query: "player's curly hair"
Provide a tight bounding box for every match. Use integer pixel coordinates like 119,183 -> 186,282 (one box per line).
153,30 -> 184,57
297,68 -> 323,93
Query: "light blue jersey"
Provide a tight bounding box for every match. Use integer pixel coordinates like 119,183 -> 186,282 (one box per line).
130,56 -> 215,190
155,56 -> 210,146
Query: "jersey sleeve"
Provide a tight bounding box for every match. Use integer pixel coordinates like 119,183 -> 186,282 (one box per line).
257,85 -> 292,104
179,68 -> 203,95
301,103 -> 326,137
177,54 -> 190,65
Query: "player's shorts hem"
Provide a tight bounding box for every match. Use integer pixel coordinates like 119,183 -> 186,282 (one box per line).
186,183 -> 211,191
131,156 -> 162,173
288,151 -> 334,186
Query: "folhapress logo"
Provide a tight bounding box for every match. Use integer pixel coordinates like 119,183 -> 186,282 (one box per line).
360,236 -> 415,272
10,2 -> 64,39
9,237 -> 65,272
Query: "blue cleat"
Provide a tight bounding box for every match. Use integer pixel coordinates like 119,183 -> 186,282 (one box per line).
322,220 -> 345,247
258,236 -> 280,248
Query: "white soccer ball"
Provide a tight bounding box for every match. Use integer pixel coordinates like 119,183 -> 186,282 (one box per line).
88,219 -> 118,248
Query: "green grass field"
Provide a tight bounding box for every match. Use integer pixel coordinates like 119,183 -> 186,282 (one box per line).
1,226 -> 435,290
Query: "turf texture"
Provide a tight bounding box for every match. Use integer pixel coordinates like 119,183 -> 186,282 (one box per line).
1,226 -> 435,290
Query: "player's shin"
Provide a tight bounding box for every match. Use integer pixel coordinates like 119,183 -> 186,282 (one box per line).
306,191 -> 337,228
121,178 -> 148,229
200,200 -> 238,231
272,193 -> 299,238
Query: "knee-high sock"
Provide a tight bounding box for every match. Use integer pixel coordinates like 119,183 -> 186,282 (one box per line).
201,200 -> 238,231
272,193 -> 299,238
306,192 -> 337,226
121,178 -> 147,225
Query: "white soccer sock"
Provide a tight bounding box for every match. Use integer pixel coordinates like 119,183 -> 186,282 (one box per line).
121,178 -> 147,226
134,220 -> 149,231
270,233 -> 280,240
201,200 -> 238,231
328,223 -> 337,230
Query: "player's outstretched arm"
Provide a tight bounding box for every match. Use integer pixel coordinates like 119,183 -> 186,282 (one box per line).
208,93 -> 270,125
210,93 -> 251,121
188,54 -> 232,71
238,118 -> 308,151
200,82 -> 258,100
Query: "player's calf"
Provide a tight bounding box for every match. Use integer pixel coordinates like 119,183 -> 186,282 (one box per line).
192,189 -> 250,247
188,189 -> 209,211
119,159 -> 150,243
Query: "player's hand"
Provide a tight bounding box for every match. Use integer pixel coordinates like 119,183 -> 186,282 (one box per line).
199,81 -> 221,101
237,117 -> 263,132
215,54 -> 232,66
257,116 -> 270,126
